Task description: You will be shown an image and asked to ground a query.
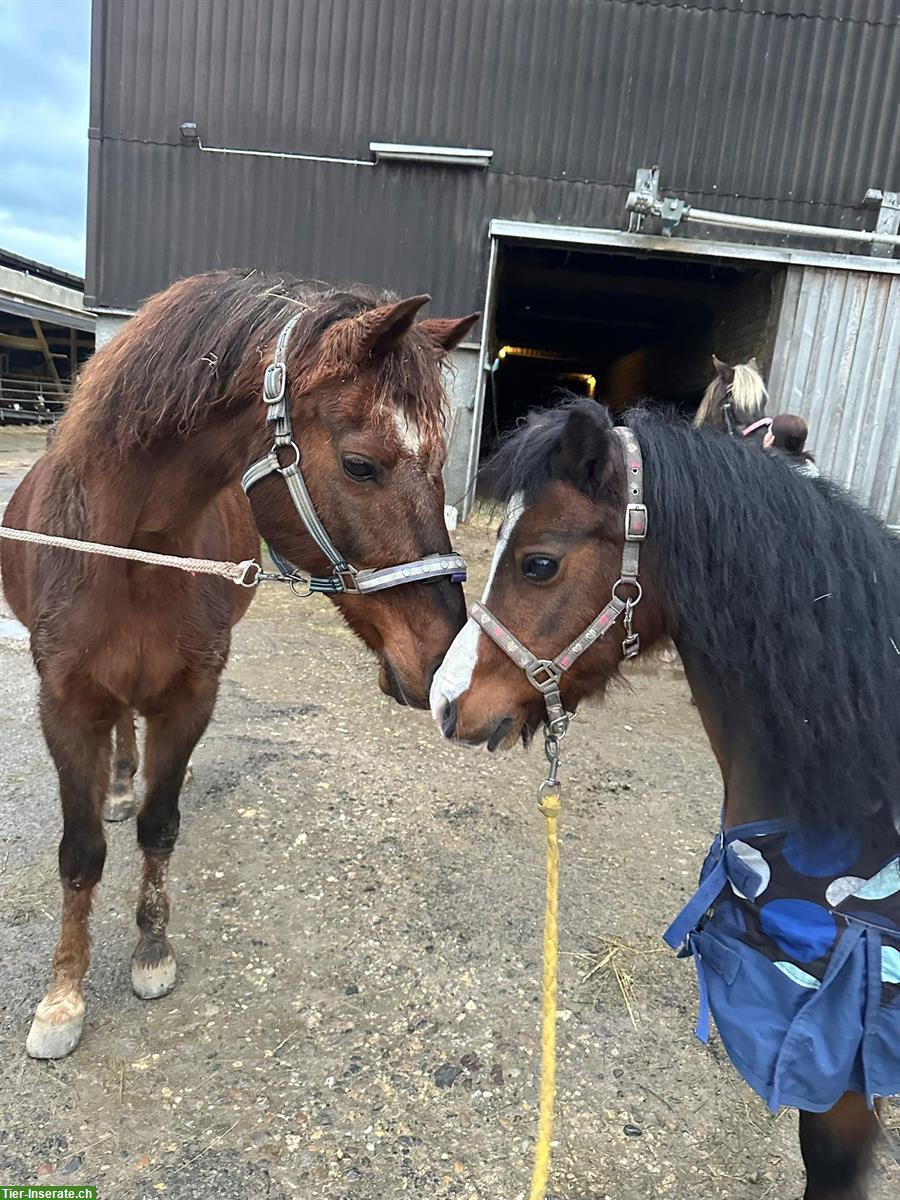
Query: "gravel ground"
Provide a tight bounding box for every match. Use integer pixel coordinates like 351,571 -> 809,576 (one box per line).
1,428 -> 897,1199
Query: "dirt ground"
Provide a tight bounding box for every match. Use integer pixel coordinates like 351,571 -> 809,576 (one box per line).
1,428 -> 897,1200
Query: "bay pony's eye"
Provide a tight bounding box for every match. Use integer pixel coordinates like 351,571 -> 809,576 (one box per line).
342,455 -> 377,482
521,554 -> 560,583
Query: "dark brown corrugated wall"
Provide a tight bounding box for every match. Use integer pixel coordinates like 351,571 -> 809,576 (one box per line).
87,0 -> 899,314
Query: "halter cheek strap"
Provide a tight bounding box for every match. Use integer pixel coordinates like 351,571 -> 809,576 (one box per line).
469,426 -> 647,732
241,314 -> 467,596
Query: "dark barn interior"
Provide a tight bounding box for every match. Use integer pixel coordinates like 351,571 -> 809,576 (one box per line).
480,244 -> 785,456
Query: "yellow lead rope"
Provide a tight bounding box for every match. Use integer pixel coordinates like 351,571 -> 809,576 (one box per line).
529,783 -> 561,1200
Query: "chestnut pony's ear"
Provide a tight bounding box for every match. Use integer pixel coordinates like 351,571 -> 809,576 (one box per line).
356,294 -> 431,360
553,405 -> 614,499
418,312 -> 480,350
712,354 -> 735,385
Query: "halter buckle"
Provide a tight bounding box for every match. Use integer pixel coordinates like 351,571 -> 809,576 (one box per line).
526,660 -> 562,693
624,503 -> 648,541
335,566 -> 362,594
263,362 -> 287,402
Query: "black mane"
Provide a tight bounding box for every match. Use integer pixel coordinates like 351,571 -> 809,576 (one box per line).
486,399 -> 900,835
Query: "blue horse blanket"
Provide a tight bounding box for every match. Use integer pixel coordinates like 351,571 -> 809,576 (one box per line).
665,818 -> 900,1112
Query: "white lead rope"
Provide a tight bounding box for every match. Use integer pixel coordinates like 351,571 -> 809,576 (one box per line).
0,525 -> 261,586
0,525 -> 467,597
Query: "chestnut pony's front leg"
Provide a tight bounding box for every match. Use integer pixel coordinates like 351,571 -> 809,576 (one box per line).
27,688 -> 113,1058
131,672 -> 218,1000
800,1093 -> 882,1200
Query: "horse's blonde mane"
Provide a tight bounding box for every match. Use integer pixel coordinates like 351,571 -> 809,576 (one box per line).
730,361 -> 768,420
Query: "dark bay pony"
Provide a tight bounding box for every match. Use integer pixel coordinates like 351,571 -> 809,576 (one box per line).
431,399 -> 900,1199
1,269 -> 476,1059
693,354 -> 770,441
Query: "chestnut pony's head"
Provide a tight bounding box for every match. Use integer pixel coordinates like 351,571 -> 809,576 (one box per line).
431,399 -> 666,748
247,289 -> 478,709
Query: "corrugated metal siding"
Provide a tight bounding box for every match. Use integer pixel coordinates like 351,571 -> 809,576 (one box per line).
769,267 -> 900,525
88,0 -> 899,313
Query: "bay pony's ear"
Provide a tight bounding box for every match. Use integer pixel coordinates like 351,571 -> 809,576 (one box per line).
553,403 -> 614,499
417,313 -> 480,350
355,294 -> 432,360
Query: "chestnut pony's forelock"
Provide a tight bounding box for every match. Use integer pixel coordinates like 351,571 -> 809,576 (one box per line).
57,270 -> 449,456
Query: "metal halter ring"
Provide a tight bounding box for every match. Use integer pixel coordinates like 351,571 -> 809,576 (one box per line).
288,574 -> 314,598
276,440 -> 301,472
611,577 -> 643,606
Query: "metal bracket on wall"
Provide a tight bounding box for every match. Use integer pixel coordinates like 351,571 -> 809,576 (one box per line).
626,166 -> 686,236
864,190 -> 900,258
625,167 -> 900,254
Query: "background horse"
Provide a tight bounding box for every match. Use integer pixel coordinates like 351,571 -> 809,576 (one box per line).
693,354 -> 770,440
1,269 -> 476,1058
431,399 -> 899,1199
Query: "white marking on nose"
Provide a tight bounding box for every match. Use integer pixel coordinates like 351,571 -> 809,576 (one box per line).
430,491 -> 525,728
393,411 -> 423,455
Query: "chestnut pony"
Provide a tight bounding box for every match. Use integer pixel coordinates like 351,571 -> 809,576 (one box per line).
1,270 -> 475,1059
431,399 -> 899,1199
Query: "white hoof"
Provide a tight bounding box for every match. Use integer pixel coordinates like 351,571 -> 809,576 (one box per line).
182,762 -> 194,787
131,951 -> 177,999
104,788 -> 137,822
26,992 -> 85,1059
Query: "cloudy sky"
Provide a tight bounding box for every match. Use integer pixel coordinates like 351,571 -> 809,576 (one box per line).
0,0 -> 91,275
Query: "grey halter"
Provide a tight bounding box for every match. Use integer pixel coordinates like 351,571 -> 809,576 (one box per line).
241,314 -> 467,596
468,426 -> 646,738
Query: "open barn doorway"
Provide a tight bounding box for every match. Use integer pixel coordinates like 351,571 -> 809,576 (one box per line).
477,241 -> 785,464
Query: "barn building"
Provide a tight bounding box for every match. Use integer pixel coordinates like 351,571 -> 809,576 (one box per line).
0,250 -> 94,425
86,0 -> 899,526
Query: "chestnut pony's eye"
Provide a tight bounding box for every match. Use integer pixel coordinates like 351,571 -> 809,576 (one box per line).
522,554 -> 560,583
342,455 -> 377,482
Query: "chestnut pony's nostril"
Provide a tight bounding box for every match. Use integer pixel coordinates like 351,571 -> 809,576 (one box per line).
441,698 -> 458,739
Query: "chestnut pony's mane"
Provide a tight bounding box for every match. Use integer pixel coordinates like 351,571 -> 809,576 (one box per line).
485,398 -> 900,836
57,270 -> 448,455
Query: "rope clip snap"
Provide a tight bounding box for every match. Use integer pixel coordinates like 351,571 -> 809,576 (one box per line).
538,779 -> 561,815
234,560 -> 263,587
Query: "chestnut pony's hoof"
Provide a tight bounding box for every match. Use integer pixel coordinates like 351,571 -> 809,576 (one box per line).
131,940 -> 177,999
26,990 -> 85,1059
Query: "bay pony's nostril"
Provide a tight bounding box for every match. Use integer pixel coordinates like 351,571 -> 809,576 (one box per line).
440,698 -> 458,739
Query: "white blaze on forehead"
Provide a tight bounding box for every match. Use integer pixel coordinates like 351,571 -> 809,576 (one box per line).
430,491 -> 524,724
393,410 -> 423,455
